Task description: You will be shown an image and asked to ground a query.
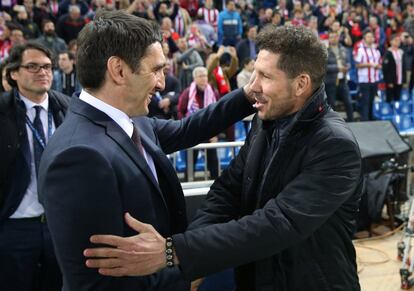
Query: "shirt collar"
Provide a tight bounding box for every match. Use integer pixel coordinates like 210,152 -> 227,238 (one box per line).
79,89 -> 134,138
19,93 -> 49,112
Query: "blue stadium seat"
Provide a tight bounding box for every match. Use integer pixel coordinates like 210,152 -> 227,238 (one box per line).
372,102 -> 394,120
194,151 -> 206,171
175,150 -> 187,173
401,89 -> 410,101
218,147 -> 233,169
393,115 -> 414,131
394,101 -> 413,115
234,121 -> 246,141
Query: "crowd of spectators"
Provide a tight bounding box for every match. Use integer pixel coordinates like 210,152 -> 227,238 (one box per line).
1,0 -> 414,123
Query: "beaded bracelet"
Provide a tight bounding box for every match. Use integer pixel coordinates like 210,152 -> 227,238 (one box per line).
166,237 -> 174,267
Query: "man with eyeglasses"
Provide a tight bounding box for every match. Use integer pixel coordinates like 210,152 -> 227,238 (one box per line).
0,42 -> 69,291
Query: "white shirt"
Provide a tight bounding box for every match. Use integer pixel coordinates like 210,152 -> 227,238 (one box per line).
355,44 -> 381,84
10,94 -> 55,218
79,90 -> 158,182
391,48 -> 403,85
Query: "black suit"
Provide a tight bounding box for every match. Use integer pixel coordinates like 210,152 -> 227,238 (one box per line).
0,88 -> 69,291
236,39 -> 258,68
38,89 -> 254,290
382,49 -> 406,102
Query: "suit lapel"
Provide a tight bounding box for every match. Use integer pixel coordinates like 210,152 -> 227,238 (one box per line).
104,121 -> 163,196
140,130 -> 180,191
70,98 -> 167,208
139,131 -> 190,232
14,95 -> 31,169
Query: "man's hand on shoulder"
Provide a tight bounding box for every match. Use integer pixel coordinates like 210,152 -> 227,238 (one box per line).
243,70 -> 257,104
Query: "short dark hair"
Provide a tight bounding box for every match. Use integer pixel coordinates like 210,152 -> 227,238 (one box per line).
242,57 -> 253,67
41,19 -> 54,30
76,10 -> 162,90
6,41 -> 54,88
256,25 -> 327,90
362,28 -> 373,37
59,51 -> 75,61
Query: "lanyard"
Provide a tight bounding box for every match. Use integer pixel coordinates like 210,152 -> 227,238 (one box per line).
25,109 -> 53,149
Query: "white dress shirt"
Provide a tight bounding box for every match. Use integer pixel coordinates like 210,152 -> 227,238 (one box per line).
79,90 -> 158,182
10,94 -> 55,218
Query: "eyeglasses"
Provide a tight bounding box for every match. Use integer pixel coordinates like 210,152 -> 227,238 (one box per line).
20,63 -> 53,73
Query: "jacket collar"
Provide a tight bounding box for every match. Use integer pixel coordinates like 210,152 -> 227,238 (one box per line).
69,97 -> 167,207
291,83 -> 328,124
259,83 -> 329,134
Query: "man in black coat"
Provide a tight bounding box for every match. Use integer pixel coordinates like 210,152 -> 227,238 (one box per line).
236,25 -> 258,69
148,64 -> 181,119
0,42 -> 69,291
383,34 -> 406,102
38,10 -> 255,291
85,25 -> 363,291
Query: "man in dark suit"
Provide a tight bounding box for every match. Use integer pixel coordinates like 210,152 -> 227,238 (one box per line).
148,63 -> 181,120
0,42 -> 69,291
236,25 -> 258,69
38,10 -> 255,291
84,25 -> 363,291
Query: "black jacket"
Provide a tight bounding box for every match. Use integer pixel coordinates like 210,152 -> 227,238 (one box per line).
382,49 -> 407,85
236,39 -> 258,69
148,74 -> 181,119
173,84 -> 363,291
0,88 -> 69,221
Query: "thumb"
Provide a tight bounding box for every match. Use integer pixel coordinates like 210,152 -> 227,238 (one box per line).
124,212 -> 156,234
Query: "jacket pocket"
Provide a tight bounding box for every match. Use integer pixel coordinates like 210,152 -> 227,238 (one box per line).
285,260 -> 330,291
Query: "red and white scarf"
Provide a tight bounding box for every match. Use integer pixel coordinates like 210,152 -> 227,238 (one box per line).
187,82 -> 216,116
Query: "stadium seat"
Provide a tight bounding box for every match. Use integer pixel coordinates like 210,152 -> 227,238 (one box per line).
175,150 -> 187,173
393,115 -> 414,131
372,102 -> 394,120
234,121 -> 246,141
394,101 -> 413,115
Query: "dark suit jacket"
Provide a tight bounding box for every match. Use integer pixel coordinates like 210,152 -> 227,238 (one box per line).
0,88 -> 69,221
236,39 -> 257,68
148,74 -> 181,119
382,49 -> 407,85
38,88 -> 254,291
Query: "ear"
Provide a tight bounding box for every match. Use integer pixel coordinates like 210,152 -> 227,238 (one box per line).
10,70 -> 18,81
294,74 -> 312,97
106,56 -> 127,86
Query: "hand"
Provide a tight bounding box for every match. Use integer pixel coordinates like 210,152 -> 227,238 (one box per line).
162,30 -> 171,39
84,213 -> 167,277
217,46 -> 226,56
243,70 -> 257,104
159,98 -> 171,109
227,46 -> 237,56
388,84 -> 394,88
209,136 -> 218,143
191,278 -> 205,291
